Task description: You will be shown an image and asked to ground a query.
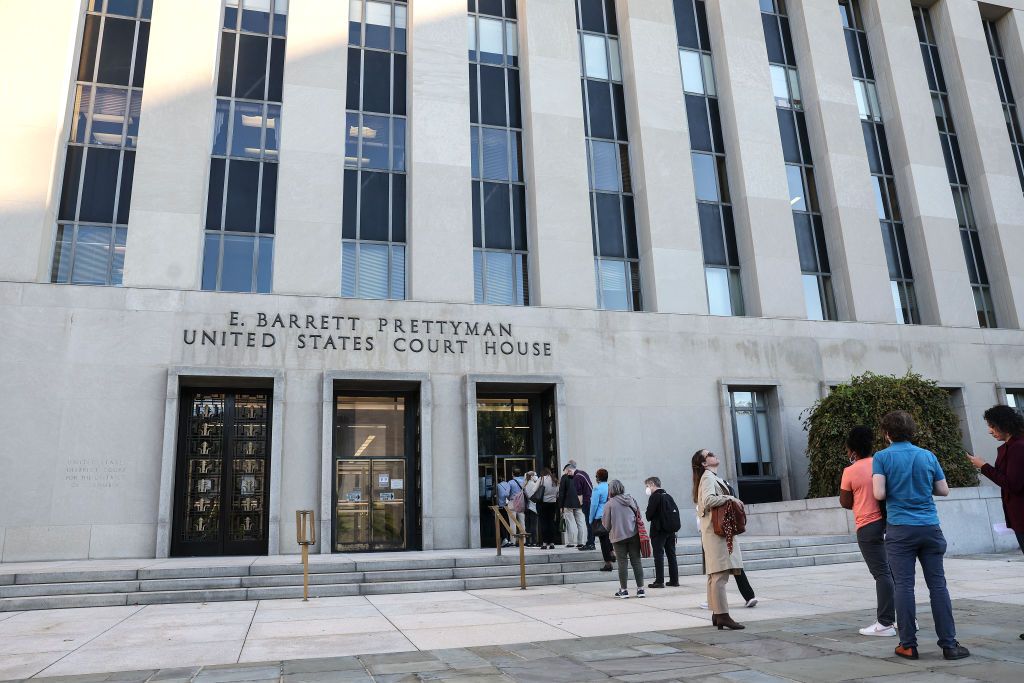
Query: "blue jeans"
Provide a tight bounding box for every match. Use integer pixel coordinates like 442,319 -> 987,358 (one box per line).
885,524 -> 957,648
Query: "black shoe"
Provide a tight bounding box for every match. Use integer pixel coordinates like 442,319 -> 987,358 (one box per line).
648,582 -> 665,589
578,544 -> 596,551
942,642 -> 970,660
894,645 -> 918,660
665,581 -> 680,587
1020,633 -> 1024,640
600,563 -> 613,571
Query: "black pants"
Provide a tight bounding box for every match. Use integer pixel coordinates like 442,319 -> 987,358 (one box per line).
584,501 -> 595,547
857,519 -> 896,627
598,525 -> 614,563
538,501 -> 559,544
525,509 -> 538,544
652,532 -> 679,584
1016,530 -> 1024,555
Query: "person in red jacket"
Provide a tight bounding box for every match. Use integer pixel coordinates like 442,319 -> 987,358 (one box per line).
967,404 -> 1024,641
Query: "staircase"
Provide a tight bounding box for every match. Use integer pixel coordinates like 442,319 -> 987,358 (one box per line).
0,534 -> 861,612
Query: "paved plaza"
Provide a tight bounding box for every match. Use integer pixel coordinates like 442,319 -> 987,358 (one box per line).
0,553 -> 1020,682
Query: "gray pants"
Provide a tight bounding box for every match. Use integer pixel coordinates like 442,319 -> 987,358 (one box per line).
612,534 -> 644,590
857,519 -> 895,627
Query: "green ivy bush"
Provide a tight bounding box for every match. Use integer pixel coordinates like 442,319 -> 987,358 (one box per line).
803,371 -> 978,498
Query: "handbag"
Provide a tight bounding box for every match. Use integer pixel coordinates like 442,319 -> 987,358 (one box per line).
632,503 -> 652,558
591,517 -> 608,537
529,482 -> 545,505
711,499 -> 746,554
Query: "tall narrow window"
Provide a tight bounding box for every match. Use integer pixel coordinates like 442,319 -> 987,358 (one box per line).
984,19 -> 1024,193
203,0 -> 288,293
839,0 -> 918,324
343,0 -> 407,300
576,0 -> 641,311
916,7 -> 997,328
761,0 -> 837,321
468,0 -> 528,306
728,389 -> 774,478
1007,388 -> 1024,417
52,0 -> 152,286
673,0 -> 743,316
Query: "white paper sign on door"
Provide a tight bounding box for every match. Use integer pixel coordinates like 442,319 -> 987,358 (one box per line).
391,479 -> 404,490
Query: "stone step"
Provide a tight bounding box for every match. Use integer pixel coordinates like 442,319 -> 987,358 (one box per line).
0,549 -> 864,611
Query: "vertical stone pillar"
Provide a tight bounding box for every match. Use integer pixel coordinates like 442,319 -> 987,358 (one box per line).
123,0 -> 222,289
860,0 -> 977,328
616,0 -> 706,314
0,1 -> 81,282
517,0 -> 596,308
787,0 -> 896,323
704,0 -> 805,319
407,0 -> 474,303
933,0 -> 1024,329
272,2 -> 348,296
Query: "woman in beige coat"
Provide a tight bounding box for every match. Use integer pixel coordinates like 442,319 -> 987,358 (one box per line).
692,449 -> 745,630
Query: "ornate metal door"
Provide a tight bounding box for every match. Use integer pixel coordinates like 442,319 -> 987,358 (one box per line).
171,390 -> 272,556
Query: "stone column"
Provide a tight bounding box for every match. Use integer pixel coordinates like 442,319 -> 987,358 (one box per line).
704,0 -> 805,319
272,1 -> 348,296
0,1 -> 81,282
517,0 -> 596,308
123,0 -> 222,289
616,0 -> 706,315
860,0 -> 978,328
406,0 -> 474,303
933,0 -> 1024,329
787,0 -> 896,323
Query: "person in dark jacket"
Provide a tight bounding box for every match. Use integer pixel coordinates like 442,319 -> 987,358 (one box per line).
557,465 -> 585,547
967,404 -> 1024,641
569,460 -> 596,550
644,476 -> 680,588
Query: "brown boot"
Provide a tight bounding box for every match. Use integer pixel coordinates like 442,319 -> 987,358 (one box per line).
711,613 -> 745,630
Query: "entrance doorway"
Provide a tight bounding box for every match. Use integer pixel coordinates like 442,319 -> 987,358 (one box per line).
171,390 -> 272,556
333,392 -> 419,552
476,388 -> 558,547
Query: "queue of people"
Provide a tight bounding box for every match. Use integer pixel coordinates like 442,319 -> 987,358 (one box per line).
490,402 -> 1021,644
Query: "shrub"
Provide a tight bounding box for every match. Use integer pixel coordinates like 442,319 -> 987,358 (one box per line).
803,371 -> 977,498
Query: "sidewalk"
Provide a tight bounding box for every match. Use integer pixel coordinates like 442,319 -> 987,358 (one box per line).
0,554 -> 1020,681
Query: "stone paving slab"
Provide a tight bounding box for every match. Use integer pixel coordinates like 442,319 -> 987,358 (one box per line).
1,595 -> 1021,682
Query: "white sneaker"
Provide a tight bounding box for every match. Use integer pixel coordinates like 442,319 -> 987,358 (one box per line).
745,598 -> 758,608
859,622 -> 897,637
699,601 -> 709,610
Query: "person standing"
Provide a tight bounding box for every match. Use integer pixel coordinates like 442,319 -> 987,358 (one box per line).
839,426 -> 896,637
590,468 -> 613,571
967,405 -> 1024,555
557,465 -> 585,547
495,476 -> 512,547
539,467 -> 559,549
644,476 -> 680,588
523,470 -> 541,546
872,411 -> 969,660
601,479 -> 645,598
968,404 -> 1024,642
692,449 -> 744,630
570,460 -> 596,550
505,469 -> 526,545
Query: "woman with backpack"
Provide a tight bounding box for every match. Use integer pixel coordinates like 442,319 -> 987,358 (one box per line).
523,470 -> 541,546
504,469 -> 526,546
692,449 -> 745,630
601,479 -> 646,599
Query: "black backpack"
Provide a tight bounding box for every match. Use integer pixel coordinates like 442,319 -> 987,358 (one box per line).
660,492 -> 682,533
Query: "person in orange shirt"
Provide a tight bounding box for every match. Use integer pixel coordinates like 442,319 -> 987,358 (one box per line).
840,425 -> 895,637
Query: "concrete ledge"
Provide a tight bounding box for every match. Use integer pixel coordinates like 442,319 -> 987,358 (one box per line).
359,579 -> 466,595
15,570 -> 139,585
138,566 -> 250,580
0,593 -> 128,612
362,568 -> 456,583
138,577 -> 244,592
0,580 -> 140,598
354,558 -> 454,572
131,589 -> 249,605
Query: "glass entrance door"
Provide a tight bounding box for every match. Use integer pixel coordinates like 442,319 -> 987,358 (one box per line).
333,394 -> 416,552
171,390 -> 272,556
477,397 -> 537,548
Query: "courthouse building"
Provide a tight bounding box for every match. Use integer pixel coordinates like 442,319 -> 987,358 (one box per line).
1,0 -> 1024,562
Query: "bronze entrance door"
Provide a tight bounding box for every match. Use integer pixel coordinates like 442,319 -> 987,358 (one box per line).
171,390 -> 272,556
333,393 -> 418,552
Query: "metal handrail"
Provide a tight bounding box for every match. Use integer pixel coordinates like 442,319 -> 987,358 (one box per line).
489,505 -> 528,590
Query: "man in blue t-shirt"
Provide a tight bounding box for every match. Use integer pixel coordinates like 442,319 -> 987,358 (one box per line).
872,411 -> 969,661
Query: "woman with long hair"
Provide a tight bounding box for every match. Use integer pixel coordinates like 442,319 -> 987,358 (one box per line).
538,467 -> 559,549
692,449 -> 744,630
